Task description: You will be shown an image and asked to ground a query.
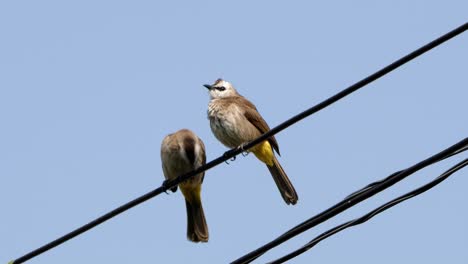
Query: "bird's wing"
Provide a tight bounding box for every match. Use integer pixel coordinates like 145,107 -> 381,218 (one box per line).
237,97 -> 281,155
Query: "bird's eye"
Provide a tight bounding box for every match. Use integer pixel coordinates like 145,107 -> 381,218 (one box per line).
216,86 -> 226,91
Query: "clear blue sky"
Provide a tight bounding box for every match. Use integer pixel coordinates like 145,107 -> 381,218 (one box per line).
1,1 -> 467,263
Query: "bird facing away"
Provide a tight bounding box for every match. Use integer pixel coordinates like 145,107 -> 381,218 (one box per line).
161,129 -> 209,242
203,79 -> 298,205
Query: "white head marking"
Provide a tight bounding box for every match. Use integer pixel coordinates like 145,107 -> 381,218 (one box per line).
207,79 -> 238,99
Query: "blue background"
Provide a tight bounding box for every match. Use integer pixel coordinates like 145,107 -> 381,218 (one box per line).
1,1 -> 467,263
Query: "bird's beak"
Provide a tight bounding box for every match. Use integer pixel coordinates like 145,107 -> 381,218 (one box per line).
203,84 -> 213,90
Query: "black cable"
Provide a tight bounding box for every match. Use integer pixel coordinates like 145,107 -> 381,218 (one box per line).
345,144 -> 468,200
268,158 -> 467,264
231,138 -> 468,264
9,22 -> 467,264
236,22 -> 467,156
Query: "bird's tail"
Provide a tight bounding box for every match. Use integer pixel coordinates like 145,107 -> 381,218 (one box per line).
185,197 -> 209,242
267,156 -> 299,205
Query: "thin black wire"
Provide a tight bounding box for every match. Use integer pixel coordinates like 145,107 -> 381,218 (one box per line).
268,158 -> 468,264
237,22 -> 467,155
9,22 -> 467,264
345,144 -> 468,200
231,138 -> 468,264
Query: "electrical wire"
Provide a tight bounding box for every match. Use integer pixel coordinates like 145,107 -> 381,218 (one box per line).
344,144 -> 468,200
231,138 -> 467,264
268,158 -> 467,264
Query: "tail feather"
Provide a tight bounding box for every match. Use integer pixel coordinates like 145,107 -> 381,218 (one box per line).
267,156 -> 298,205
185,199 -> 209,242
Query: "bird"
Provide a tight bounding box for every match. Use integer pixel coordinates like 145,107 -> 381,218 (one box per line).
203,78 -> 298,205
160,129 -> 209,242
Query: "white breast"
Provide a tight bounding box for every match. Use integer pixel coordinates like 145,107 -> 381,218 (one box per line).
207,99 -> 249,148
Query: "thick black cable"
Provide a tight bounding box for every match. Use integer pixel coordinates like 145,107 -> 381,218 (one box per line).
268,158 -> 467,264
9,22 -> 467,264
231,138 -> 468,264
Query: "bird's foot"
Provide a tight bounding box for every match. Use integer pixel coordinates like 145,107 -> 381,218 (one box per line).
162,180 -> 177,193
223,148 -> 238,164
237,143 -> 250,157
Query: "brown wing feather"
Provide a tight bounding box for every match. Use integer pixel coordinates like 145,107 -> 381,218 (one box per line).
237,96 -> 281,155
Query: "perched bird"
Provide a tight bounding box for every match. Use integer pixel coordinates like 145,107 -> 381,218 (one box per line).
161,129 -> 209,242
204,79 -> 298,205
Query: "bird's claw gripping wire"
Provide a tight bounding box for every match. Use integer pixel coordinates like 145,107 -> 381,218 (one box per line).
223,143 -> 250,164
162,179 -> 177,193
223,144 -> 250,164
223,150 -> 234,164
162,180 -> 171,193
236,143 -> 250,157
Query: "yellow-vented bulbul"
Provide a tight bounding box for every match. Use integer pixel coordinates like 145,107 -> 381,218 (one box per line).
161,129 -> 209,242
204,79 -> 298,205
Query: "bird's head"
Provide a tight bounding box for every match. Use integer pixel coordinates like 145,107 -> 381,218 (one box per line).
203,79 -> 238,99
